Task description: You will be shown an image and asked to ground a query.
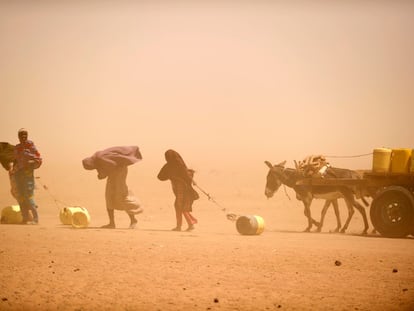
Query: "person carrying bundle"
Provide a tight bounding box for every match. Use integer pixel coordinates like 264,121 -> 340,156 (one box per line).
82,146 -> 143,229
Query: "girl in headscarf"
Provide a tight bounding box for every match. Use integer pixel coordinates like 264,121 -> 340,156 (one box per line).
157,149 -> 199,231
82,146 -> 143,229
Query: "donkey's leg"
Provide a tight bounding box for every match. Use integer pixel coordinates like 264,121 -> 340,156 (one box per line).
311,214 -> 321,228
317,200 -> 332,232
353,200 -> 369,235
302,198 -> 319,232
340,195 -> 355,233
332,199 -> 341,233
303,204 -> 312,232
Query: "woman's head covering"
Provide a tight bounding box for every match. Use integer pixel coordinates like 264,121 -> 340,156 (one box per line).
157,149 -> 192,183
165,149 -> 188,169
158,149 -> 198,200
18,128 -> 28,142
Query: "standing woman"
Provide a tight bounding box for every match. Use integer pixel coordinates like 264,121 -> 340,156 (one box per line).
157,149 -> 199,231
82,146 -> 143,229
13,129 -> 42,224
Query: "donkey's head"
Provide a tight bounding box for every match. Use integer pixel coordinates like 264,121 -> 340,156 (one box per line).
264,160 -> 286,198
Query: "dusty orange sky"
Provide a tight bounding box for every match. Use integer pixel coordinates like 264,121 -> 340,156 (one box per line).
1,1 -> 414,206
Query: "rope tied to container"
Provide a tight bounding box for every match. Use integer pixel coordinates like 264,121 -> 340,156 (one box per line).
35,176 -> 72,209
193,182 -> 239,221
325,152 -> 373,159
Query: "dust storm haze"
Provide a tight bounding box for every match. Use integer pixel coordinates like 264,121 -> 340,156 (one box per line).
1,1 -> 414,209
2,2 -> 414,310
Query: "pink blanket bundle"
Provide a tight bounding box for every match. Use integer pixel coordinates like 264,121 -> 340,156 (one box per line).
82,146 -> 142,179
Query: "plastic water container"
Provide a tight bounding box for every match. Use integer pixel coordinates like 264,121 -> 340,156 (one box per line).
390,148 -> 412,173
59,207 -> 90,228
1,205 -> 23,224
372,148 -> 392,173
71,209 -> 91,228
236,215 -> 265,235
59,207 -> 73,225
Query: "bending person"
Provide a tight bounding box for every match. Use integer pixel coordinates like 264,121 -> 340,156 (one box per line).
157,149 -> 199,231
82,146 -> 143,229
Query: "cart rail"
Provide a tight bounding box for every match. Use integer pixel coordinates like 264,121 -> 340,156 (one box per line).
296,171 -> 414,189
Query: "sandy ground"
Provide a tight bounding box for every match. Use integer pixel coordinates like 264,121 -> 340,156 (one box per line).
1,182 -> 414,311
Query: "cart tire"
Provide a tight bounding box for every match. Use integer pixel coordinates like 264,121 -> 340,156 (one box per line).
370,186 -> 414,238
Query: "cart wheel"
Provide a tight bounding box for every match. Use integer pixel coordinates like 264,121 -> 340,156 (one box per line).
370,186 -> 414,238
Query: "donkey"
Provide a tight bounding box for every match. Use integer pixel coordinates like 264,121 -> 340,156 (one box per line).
264,160 -> 369,234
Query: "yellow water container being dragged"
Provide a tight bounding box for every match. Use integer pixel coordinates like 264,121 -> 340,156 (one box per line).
236,215 -> 265,235
71,208 -> 90,228
59,206 -> 90,228
390,148 -> 412,173
1,205 -> 23,224
372,148 -> 392,173
59,207 -> 73,225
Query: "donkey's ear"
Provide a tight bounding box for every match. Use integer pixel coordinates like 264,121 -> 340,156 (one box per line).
264,161 -> 273,168
276,160 -> 287,167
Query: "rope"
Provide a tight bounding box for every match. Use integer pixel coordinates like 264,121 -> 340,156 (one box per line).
283,185 -> 291,201
325,152 -> 373,159
35,176 -> 71,210
193,182 -> 239,221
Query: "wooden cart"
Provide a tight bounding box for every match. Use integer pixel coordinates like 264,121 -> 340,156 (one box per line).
296,172 -> 414,238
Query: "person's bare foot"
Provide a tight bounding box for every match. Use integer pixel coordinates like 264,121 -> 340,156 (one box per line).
101,223 -> 115,229
171,227 -> 181,231
185,225 -> 195,232
129,220 -> 138,229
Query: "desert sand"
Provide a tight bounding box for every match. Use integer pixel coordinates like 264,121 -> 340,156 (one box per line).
1,175 -> 413,311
